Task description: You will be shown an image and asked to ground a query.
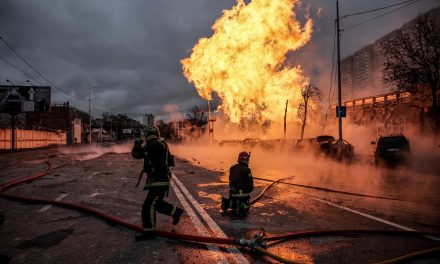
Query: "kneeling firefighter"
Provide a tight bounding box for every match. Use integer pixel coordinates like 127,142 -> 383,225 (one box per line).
221,151 -> 254,216
132,126 -> 184,240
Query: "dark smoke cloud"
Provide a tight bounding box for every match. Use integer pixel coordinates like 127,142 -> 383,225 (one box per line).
0,0 -> 438,121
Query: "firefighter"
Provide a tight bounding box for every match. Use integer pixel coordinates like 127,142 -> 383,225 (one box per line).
221,151 -> 254,216
132,126 -> 184,240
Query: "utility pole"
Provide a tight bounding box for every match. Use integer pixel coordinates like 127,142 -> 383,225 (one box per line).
6,80 -> 17,150
336,0 -> 343,144
110,109 -> 113,141
208,99 -> 213,142
11,113 -> 16,150
88,87 -> 92,144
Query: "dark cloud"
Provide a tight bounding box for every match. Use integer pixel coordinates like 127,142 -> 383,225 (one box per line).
289,0 -> 439,101
0,0 -> 438,121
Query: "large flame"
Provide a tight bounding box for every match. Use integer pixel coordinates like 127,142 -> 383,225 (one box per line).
181,0 -> 313,126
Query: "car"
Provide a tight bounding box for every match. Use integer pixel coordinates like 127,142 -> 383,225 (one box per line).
293,135 -> 354,162
372,134 -> 411,167
328,139 -> 355,163
294,138 -> 318,151
316,135 -> 336,155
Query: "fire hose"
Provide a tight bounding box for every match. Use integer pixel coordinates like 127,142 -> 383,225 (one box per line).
1,162 -> 439,263
253,176 -> 402,201
250,176 -> 293,205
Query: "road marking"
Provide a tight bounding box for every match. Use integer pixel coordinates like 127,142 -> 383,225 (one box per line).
171,180 -> 230,264
172,174 -> 250,264
313,198 -> 440,241
90,192 -> 100,198
38,194 -> 68,213
87,172 -> 100,179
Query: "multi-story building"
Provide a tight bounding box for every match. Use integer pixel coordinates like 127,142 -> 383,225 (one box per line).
334,7 -> 440,136
143,114 -> 154,127
25,102 -> 90,144
340,7 -> 440,101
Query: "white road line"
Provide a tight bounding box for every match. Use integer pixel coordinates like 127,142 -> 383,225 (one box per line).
38,194 -> 68,213
87,172 -> 100,179
90,192 -> 100,198
171,181 -> 230,264
172,174 -> 250,264
313,198 -> 440,241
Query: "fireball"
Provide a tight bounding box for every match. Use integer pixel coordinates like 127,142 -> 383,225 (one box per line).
181,0 -> 313,127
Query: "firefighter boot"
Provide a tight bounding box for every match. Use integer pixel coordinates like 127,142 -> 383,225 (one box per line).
172,207 -> 184,225
221,197 -> 229,213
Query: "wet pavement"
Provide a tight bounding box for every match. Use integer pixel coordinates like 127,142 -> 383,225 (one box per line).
0,143 -> 439,263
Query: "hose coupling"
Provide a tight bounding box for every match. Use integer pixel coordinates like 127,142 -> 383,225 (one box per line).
239,229 -> 267,248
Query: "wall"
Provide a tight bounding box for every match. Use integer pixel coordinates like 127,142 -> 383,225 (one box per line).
331,89 -> 432,137
0,129 -> 66,149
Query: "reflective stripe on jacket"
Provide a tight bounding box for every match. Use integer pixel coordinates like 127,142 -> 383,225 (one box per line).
230,189 -> 251,197
144,181 -> 170,190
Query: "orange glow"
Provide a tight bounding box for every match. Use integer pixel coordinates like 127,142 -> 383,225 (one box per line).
181,0 -> 313,127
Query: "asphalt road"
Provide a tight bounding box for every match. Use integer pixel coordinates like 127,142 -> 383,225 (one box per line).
0,143 -> 439,263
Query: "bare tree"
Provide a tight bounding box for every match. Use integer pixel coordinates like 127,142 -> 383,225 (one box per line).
298,84 -> 320,139
381,15 -> 440,133
186,105 -> 207,127
101,112 -> 109,120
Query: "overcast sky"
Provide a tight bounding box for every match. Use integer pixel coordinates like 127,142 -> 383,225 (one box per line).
0,0 -> 438,121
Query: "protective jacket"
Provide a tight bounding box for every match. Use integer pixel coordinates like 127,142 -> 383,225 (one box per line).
132,135 -> 174,189
229,162 -> 253,196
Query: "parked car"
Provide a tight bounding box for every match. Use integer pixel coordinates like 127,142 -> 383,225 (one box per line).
328,139 -> 355,163
372,134 -> 411,167
295,135 -> 354,162
295,138 -> 318,151
316,135 -> 336,155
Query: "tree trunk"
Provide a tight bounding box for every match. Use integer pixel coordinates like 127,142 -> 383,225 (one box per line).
300,100 -> 308,140
284,100 -> 288,140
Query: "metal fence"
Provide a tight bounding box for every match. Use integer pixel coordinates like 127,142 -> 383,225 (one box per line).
0,129 -> 66,149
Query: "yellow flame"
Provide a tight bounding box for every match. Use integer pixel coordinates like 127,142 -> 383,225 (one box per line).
181,0 -> 313,126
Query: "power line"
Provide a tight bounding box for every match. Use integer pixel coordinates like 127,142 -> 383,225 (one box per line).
0,36 -> 109,113
0,36 -> 92,104
0,56 -> 44,85
1,36 -> 148,119
343,0 -> 420,31
341,0 -> 417,20
0,36 -> 60,88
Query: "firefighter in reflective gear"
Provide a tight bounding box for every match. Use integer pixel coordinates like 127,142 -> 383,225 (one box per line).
132,126 -> 183,240
221,151 -> 254,216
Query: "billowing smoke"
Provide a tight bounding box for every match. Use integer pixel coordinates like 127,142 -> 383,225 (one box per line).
58,143 -> 132,161
170,123 -> 440,208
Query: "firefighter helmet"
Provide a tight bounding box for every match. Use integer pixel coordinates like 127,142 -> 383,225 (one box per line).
145,126 -> 160,137
237,151 -> 250,164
